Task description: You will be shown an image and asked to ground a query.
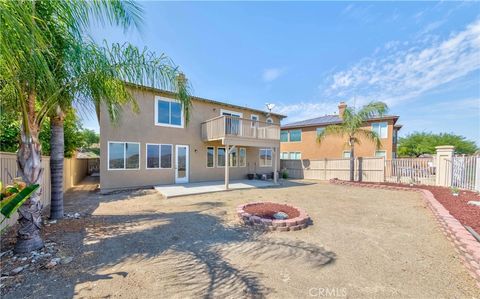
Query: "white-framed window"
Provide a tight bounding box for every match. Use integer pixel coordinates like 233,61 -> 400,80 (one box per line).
250,114 -> 259,128
343,151 -> 351,158
230,147 -> 238,167
108,141 -> 140,170
146,143 -> 172,169
239,147 -> 247,167
217,147 -> 226,167
280,152 -> 289,159
289,152 -> 301,160
375,150 -> 387,158
316,127 -> 325,136
206,146 -> 215,168
371,122 -> 388,138
155,96 -> 184,128
289,129 -> 302,142
259,148 -> 272,167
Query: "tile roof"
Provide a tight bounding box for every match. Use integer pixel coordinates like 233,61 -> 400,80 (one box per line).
282,114 -> 399,129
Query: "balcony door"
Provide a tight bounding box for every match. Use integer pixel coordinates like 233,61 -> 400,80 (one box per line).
221,110 -> 242,136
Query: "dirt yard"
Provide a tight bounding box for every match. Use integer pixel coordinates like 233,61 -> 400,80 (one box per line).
1,179 -> 478,298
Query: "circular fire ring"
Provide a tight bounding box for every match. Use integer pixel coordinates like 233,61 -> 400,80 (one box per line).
236,202 -> 310,232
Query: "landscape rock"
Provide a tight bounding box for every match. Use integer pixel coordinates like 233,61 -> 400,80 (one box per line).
467,200 -> 480,207
60,257 -> 73,264
44,257 -> 61,269
10,267 -> 24,276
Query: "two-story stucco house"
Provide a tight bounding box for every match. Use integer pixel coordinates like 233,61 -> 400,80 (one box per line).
280,102 -> 401,160
100,85 -> 286,192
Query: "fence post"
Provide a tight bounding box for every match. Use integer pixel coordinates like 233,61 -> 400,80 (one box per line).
435,145 -> 455,187
357,157 -> 363,182
475,156 -> 480,192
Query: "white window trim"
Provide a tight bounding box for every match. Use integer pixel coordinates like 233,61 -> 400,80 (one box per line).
371,122 -> 388,139
216,147 -> 226,168
220,109 -> 243,118
316,127 -> 325,136
259,148 -> 273,167
250,114 -> 259,128
238,147 -> 247,167
266,117 -> 273,124
145,143 -> 173,170
375,150 -> 387,158
288,129 -> 302,142
154,96 -> 184,128
342,151 -> 351,158
280,152 -> 289,159
289,152 -> 301,160
206,146 -> 215,168
107,141 -> 141,171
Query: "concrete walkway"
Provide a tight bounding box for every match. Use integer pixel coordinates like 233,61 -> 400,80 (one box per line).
154,179 -> 277,198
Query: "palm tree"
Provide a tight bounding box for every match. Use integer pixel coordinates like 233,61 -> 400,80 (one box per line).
317,101 -> 388,181
0,1 -> 190,252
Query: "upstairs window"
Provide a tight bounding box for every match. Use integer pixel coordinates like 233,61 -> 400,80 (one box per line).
155,96 -> 183,128
371,122 -> 388,138
250,115 -> 259,128
280,131 -> 288,142
280,152 -> 289,159
108,142 -> 140,170
316,128 -> 325,136
289,129 -> 302,142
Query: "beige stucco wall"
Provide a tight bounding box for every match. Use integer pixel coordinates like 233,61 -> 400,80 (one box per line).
100,89 -> 281,191
280,119 -> 397,160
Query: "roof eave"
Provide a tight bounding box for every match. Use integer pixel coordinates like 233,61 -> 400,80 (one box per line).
125,82 -> 287,119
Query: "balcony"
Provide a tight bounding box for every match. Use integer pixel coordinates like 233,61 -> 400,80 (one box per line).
201,115 -> 280,147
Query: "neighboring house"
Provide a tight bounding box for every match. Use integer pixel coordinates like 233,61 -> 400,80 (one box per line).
100,85 -> 286,192
280,102 -> 401,160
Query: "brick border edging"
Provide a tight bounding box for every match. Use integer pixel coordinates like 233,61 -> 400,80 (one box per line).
330,179 -> 480,287
236,202 -> 310,232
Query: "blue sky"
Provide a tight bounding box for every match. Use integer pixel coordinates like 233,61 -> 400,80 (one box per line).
83,1 -> 480,144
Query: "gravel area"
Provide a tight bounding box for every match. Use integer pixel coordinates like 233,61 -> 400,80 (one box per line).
1,179 -> 478,298
350,181 -> 480,233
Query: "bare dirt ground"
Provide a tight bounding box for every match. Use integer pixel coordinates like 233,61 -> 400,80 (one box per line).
1,179 -> 478,298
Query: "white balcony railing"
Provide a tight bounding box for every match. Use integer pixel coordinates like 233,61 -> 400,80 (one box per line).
201,115 -> 280,141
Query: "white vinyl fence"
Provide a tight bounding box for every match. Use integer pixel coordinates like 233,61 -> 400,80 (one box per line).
281,151 -> 480,192
444,155 -> 480,191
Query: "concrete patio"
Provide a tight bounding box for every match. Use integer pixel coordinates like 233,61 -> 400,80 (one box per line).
155,179 -> 277,198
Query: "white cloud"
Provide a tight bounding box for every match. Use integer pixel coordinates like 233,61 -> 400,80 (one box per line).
262,67 -> 285,82
325,19 -> 480,107
276,102 -> 339,124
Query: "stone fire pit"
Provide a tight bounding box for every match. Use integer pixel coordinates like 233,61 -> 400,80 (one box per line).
236,202 -> 310,231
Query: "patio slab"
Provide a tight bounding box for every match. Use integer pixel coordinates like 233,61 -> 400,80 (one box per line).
154,179 -> 277,198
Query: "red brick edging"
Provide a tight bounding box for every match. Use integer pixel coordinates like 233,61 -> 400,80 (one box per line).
330,179 -> 480,287
236,202 -> 310,232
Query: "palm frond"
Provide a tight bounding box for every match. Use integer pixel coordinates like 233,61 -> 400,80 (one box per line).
357,101 -> 388,121
355,128 -> 382,149
317,125 -> 347,143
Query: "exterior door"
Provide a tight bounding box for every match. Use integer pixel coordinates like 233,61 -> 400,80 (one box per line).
175,145 -> 189,183
222,111 -> 241,135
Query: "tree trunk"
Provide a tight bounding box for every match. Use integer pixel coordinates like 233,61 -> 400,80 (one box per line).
349,142 -> 355,181
49,115 -> 64,219
15,129 -> 44,253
